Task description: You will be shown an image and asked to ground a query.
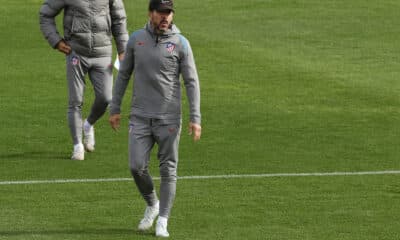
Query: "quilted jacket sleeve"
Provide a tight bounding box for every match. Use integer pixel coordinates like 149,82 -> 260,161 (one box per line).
39,0 -> 65,48
110,0 -> 129,54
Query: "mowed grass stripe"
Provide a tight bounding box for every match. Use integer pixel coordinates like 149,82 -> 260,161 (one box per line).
1,170 -> 400,185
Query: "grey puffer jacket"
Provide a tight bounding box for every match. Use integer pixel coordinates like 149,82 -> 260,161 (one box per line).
39,0 -> 128,57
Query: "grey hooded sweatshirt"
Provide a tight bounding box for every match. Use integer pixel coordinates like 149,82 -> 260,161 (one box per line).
110,22 -> 201,124
39,0 -> 128,57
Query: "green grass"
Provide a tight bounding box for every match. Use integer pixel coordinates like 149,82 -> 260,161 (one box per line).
1,0 -> 400,239
1,176 -> 399,240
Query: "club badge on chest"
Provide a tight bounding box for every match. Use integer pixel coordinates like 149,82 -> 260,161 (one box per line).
165,42 -> 176,53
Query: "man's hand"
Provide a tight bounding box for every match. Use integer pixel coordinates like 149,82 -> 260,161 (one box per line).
56,40 -> 72,55
109,114 -> 121,131
188,122 -> 201,141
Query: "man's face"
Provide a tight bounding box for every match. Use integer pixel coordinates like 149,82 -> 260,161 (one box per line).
149,10 -> 174,33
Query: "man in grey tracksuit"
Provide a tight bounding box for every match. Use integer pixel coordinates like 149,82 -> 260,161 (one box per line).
39,0 -> 129,160
109,0 -> 201,237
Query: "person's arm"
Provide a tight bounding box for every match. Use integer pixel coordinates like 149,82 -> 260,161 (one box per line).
39,0 -> 66,50
179,36 -> 202,141
109,36 -> 135,131
109,0 -> 129,57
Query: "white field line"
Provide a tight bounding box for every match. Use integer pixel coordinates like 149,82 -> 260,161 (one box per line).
0,170 -> 400,185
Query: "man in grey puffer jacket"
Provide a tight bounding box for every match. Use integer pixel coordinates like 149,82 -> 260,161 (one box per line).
39,0 -> 129,160
109,0 -> 201,237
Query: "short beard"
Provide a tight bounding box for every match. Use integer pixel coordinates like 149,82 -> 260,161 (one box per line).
158,21 -> 170,31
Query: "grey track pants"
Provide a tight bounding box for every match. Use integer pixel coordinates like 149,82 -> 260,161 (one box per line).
129,115 -> 181,218
66,52 -> 113,145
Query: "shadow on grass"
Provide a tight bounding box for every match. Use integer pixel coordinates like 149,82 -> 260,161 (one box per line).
0,228 -> 155,238
0,151 -> 68,161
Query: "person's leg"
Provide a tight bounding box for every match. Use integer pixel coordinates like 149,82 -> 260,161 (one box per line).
129,115 -> 158,205
153,119 -> 181,237
153,119 -> 181,218
82,56 -> 112,152
129,115 -> 160,231
86,56 -> 113,125
66,52 -> 88,160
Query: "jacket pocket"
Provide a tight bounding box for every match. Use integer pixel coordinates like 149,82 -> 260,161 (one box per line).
71,10 -> 90,34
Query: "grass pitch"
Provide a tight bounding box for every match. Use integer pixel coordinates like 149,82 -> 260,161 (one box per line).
0,0 -> 400,239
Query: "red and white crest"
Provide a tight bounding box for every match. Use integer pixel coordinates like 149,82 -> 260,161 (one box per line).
165,42 -> 176,53
71,56 -> 79,66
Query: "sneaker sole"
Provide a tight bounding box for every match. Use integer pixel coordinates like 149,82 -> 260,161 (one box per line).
84,145 -> 95,152
138,218 -> 157,231
155,232 -> 170,238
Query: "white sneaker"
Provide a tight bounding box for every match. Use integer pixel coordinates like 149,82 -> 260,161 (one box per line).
155,216 -> 169,238
71,143 -> 84,161
83,120 -> 95,152
138,201 -> 159,231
